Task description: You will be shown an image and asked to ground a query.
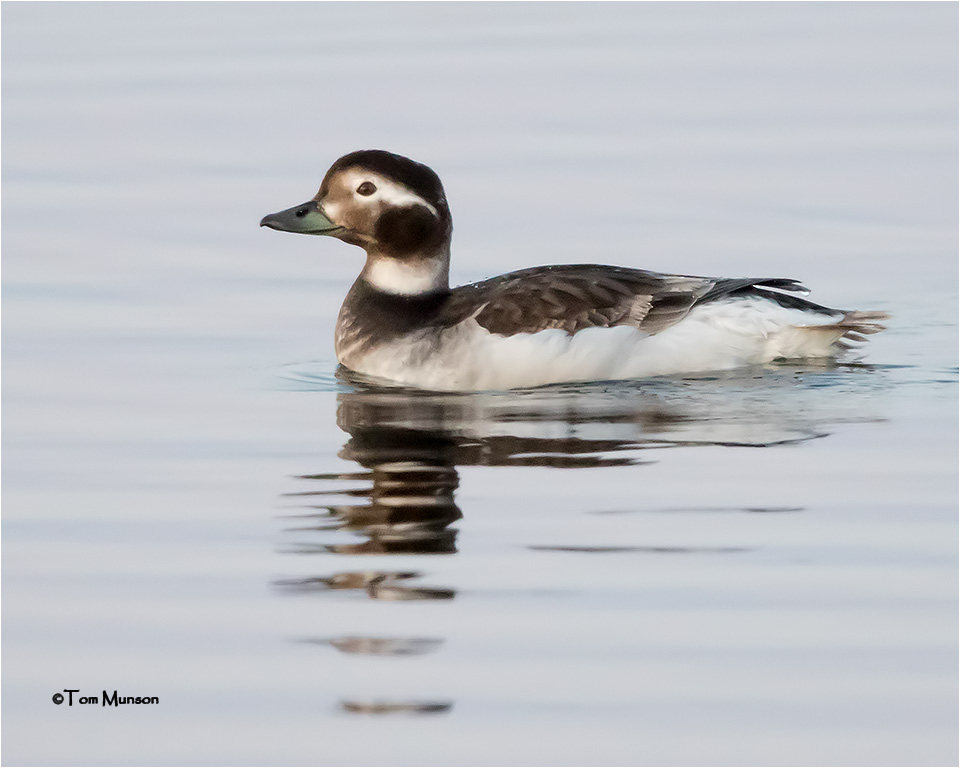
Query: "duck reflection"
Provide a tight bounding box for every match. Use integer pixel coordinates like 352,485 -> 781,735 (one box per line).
277,366 -> 875,714
278,368 -> 845,600
278,378 -> 685,592
300,637 -> 444,656
282,409 -> 463,576
339,700 -> 452,716
287,456 -> 461,557
275,570 -> 456,601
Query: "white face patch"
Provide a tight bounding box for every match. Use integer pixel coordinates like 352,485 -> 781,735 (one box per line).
320,198 -> 343,224
341,169 -> 438,217
363,256 -> 448,296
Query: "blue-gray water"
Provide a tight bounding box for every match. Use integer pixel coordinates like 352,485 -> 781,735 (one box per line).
2,3 -> 957,765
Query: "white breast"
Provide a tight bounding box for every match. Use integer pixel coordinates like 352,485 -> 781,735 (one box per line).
363,257 -> 448,296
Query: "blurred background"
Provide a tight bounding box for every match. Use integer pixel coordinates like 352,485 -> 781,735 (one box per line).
3,3 -> 957,765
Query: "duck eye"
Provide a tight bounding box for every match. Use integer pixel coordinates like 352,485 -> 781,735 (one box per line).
356,181 -> 377,196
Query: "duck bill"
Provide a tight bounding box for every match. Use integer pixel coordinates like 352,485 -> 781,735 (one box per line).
259,201 -> 343,235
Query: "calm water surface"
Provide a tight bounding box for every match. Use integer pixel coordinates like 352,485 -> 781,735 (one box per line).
3,3 -> 957,765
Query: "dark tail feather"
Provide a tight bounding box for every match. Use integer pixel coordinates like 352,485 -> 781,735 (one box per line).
702,277 -> 810,302
701,277 -> 840,314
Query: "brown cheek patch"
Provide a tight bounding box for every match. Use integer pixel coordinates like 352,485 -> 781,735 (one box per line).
375,206 -> 440,256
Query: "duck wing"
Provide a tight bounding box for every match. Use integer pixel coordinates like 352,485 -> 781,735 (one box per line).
440,265 -> 822,336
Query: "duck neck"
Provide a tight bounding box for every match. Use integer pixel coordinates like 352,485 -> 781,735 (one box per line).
360,245 -> 451,297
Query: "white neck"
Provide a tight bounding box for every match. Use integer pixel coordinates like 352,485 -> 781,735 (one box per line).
361,253 -> 450,296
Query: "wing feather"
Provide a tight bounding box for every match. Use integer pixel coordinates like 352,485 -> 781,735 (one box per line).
438,264 -> 821,337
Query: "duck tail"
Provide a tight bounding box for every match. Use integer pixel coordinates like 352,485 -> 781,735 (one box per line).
827,310 -> 891,350
769,310 -> 890,359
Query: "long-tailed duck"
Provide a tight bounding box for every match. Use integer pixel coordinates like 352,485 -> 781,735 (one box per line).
261,150 -> 887,391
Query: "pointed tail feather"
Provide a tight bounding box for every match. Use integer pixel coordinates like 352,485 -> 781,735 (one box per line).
772,310 -> 890,359
824,311 -> 890,345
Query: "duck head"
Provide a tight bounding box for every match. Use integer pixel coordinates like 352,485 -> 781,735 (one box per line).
261,150 -> 453,296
